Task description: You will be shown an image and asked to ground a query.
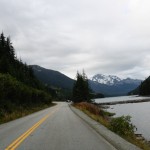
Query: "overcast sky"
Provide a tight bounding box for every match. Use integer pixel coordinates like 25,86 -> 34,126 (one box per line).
0,0 -> 150,79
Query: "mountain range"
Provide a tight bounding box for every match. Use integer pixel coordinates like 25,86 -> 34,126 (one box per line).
90,74 -> 142,96
91,74 -> 141,85
31,65 -> 142,97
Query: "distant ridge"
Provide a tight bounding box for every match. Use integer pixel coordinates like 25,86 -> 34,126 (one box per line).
91,74 -> 142,86
129,76 -> 150,96
31,65 -> 142,97
89,74 -> 142,96
31,65 -> 75,89
91,74 -> 121,85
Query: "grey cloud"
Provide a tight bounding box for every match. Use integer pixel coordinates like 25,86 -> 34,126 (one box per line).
0,0 -> 150,79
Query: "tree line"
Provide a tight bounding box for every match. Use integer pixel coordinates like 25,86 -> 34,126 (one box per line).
0,32 -> 53,117
0,33 -> 42,89
72,71 -> 104,103
129,76 -> 150,96
139,76 -> 150,95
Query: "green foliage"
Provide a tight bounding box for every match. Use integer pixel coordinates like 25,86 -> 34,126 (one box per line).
139,76 -> 150,95
0,73 -> 52,122
32,65 -> 75,90
0,73 -> 52,107
110,115 -> 136,136
0,32 -> 54,119
0,33 -> 41,89
31,65 -> 75,100
0,103 -> 56,124
72,71 -> 91,103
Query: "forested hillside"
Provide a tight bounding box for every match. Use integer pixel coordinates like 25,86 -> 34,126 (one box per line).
31,65 -> 104,99
128,76 -> 150,96
31,65 -> 74,89
0,33 -> 42,88
0,33 -> 53,123
139,76 -> 150,95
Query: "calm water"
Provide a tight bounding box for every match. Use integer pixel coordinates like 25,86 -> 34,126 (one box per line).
106,102 -> 150,140
96,96 -> 150,140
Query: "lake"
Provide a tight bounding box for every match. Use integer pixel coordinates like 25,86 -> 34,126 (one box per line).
95,96 -> 150,141
94,95 -> 150,103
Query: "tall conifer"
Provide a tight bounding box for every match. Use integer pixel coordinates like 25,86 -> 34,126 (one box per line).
72,71 -> 91,103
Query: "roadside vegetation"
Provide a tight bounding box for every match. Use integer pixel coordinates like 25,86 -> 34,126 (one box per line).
0,73 -> 55,124
73,102 -> 150,150
0,102 -> 56,124
0,32 -> 57,124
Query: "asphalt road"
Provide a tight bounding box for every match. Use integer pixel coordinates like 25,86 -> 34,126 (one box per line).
0,102 -> 117,150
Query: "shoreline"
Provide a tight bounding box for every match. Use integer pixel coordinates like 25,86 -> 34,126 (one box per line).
71,103 -> 142,150
95,98 -> 150,105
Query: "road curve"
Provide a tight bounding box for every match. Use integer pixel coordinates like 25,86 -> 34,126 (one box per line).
0,102 -> 117,150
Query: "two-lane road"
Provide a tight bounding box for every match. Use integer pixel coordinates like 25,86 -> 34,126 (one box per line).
0,102 -> 117,150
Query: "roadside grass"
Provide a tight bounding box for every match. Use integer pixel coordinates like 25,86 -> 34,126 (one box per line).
73,102 -> 150,150
0,103 -> 56,124
73,102 -> 110,127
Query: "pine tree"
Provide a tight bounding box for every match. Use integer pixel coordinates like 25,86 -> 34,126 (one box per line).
0,32 -> 40,88
72,71 -> 91,103
0,32 -> 6,47
0,33 -> 9,73
6,37 -> 15,60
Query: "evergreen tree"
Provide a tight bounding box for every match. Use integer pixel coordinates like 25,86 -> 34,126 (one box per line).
0,32 -> 54,120
0,32 -> 9,73
0,32 -> 41,88
72,71 -> 91,103
139,76 -> 150,95
6,37 -> 15,60
0,32 -> 6,47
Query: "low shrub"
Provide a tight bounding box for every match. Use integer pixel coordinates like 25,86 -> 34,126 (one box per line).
109,115 -> 136,136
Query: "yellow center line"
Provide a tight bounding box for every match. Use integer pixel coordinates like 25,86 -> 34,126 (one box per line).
5,108 -> 59,150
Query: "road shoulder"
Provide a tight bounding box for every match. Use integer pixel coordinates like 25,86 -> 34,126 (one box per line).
69,104 -> 141,150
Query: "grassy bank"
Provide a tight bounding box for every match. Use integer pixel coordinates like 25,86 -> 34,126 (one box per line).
73,102 -> 150,150
0,103 -> 56,124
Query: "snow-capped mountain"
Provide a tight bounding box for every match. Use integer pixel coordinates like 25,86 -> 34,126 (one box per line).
90,74 -> 142,96
91,74 -> 142,86
91,74 -> 121,85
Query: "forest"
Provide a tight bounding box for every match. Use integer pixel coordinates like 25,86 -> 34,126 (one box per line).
0,33 -> 54,123
139,76 -> 150,95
